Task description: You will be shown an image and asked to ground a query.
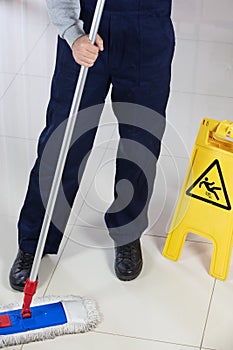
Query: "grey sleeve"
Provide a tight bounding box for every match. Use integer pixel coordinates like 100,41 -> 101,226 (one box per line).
46,0 -> 86,47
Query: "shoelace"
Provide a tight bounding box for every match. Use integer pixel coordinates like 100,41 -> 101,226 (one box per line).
18,252 -> 34,270
117,243 -> 138,261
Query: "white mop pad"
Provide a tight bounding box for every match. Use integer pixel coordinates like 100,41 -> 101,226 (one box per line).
0,295 -> 100,348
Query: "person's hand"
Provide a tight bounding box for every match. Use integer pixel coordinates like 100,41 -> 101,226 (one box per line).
72,34 -> 104,67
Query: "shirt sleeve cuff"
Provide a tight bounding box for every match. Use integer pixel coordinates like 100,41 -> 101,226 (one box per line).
62,22 -> 86,47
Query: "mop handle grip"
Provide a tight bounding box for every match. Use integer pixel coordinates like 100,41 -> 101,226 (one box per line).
28,0 -> 106,283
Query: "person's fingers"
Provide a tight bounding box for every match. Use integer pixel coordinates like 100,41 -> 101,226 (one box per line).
76,50 -> 98,66
84,41 -> 100,55
95,34 -> 104,51
72,34 -> 103,67
77,48 -> 98,61
76,59 -> 94,67
75,53 -> 96,67
73,49 -> 95,66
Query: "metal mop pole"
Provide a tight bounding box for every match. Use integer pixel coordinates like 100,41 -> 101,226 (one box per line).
21,0 -> 106,318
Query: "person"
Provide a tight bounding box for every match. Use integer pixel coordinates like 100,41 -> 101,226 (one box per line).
9,0 -> 175,291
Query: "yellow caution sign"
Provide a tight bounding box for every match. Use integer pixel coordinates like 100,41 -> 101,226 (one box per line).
186,159 -> 231,210
163,118 -> 233,280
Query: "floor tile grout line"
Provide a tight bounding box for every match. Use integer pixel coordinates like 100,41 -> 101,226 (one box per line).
65,224 -> 213,246
0,72 -> 17,77
69,127 -> 118,231
40,128 -> 118,293
2,74 -> 233,102
145,232 -> 213,245
171,89 -> 233,100
0,134 -> 193,160
64,223 -> 212,246
0,134 -> 37,142
0,73 -> 19,100
0,74 -> 18,103
0,72 -> 51,79
16,72 -> 52,79
0,22 -> 50,105
175,35 -> 233,47
0,133 -> 193,161
199,279 -> 217,349
4,70 -> 233,101
2,73 -> 233,101
0,134 -> 191,160
41,226 -> 73,298
56,229 -> 213,250
16,22 -> 51,75
41,221 -> 97,295
93,330 -> 200,348
159,153 -> 190,160
3,66 -> 233,101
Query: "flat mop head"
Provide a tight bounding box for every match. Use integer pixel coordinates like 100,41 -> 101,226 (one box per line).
0,295 -> 100,348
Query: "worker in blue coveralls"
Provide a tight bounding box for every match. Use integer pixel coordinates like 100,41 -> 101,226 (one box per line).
9,0 -> 175,291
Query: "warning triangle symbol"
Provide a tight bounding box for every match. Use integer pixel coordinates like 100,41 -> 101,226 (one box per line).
186,159 -> 231,210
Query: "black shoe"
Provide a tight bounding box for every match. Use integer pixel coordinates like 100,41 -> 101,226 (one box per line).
114,239 -> 143,281
9,249 -> 35,292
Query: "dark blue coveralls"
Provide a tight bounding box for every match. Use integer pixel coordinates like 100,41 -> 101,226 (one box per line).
18,0 -> 175,253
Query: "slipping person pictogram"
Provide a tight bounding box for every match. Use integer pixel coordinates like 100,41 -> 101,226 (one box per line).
199,177 -> 221,200
186,159 -> 231,210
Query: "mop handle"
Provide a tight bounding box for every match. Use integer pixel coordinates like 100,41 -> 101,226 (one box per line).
29,0 -> 106,282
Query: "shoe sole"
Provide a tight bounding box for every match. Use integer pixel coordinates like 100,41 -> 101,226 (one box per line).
9,282 -> 24,292
115,264 -> 142,281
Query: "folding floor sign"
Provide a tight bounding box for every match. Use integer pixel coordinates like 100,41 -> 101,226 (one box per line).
163,118 -> 233,280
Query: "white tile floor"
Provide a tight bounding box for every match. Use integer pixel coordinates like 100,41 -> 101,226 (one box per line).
1,1 -> 233,349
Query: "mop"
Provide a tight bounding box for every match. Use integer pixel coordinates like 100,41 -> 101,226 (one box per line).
0,0 -> 105,347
